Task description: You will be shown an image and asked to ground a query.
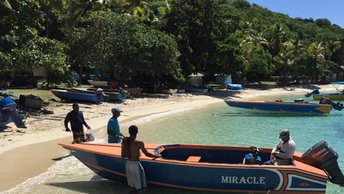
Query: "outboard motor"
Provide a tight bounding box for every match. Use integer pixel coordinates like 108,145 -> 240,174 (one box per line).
305,89 -> 320,97
319,97 -> 344,111
302,141 -> 344,186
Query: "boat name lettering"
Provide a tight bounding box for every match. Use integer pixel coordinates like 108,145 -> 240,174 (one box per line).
221,176 -> 266,184
312,148 -> 327,158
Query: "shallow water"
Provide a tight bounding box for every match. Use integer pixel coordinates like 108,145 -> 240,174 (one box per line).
3,95 -> 344,194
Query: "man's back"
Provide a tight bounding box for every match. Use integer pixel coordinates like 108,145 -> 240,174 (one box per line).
129,140 -> 143,161
121,138 -> 143,161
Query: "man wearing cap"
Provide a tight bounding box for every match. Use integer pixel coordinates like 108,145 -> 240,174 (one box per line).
107,107 -> 124,143
271,129 -> 296,165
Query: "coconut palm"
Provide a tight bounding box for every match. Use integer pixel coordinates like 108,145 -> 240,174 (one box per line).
1,0 -> 13,11
122,0 -> 154,22
307,42 -> 326,82
267,23 -> 287,56
64,0 -> 104,26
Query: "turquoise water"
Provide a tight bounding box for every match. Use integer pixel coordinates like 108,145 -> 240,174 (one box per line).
4,96 -> 344,194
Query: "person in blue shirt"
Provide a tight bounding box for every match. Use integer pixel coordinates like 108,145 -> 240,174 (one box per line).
107,107 -> 123,143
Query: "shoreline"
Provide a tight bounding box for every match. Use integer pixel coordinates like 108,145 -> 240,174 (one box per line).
1,85 -> 343,192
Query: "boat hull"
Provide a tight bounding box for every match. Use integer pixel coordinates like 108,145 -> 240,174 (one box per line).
51,89 -> 103,103
313,94 -> 344,101
69,88 -> 127,102
225,100 -> 332,114
87,80 -> 108,87
60,143 -> 328,193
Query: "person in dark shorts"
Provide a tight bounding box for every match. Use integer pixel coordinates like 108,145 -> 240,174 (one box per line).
64,103 -> 91,143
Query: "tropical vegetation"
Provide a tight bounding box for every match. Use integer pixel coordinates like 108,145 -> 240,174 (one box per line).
1,0 -> 344,89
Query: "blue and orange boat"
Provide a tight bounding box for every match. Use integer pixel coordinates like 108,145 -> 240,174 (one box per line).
225,99 -> 343,114
51,89 -> 104,104
60,141 -> 344,193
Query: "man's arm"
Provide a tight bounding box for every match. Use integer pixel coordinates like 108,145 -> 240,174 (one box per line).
64,113 -> 70,131
140,142 -> 161,158
271,141 -> 281,154
81,112 -> 90,129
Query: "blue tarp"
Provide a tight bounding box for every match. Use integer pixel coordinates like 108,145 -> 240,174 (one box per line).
330,82 -> 344,85
226,84 -> 243,90
0,96 -> 16,110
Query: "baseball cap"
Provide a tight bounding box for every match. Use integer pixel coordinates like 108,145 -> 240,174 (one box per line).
279,129 -> 290,138
111,108 -> 122,113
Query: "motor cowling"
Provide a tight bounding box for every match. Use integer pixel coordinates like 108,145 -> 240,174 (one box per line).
302,141 -> 344,186
319,97 -> 344,111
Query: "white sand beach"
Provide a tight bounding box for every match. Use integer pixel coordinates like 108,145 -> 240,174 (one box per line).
1,84 -> 343,192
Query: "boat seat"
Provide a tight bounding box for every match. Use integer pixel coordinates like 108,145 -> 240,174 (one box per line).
186,156 -> 201,162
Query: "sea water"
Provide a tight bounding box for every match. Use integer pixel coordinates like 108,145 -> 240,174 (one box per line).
3,96 -> 344,194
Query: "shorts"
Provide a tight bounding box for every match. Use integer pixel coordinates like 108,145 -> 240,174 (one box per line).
125,160 -> 147,190
72,131 -> 85,143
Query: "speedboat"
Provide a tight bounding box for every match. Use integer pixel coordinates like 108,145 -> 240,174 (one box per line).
60,141 -> 344,193
224,98 -> 343,114
51,89 -> 104,103
305,82 -> 344,101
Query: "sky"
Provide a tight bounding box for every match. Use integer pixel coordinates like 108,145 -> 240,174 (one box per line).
247,0 -> 344,28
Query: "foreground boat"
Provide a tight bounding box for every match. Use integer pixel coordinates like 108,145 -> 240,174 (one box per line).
225,99 -> 343,114
51,89 -> 103,103
60,141 -> 344,193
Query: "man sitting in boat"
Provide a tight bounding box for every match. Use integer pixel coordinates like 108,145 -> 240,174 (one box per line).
270,129 -> 296,165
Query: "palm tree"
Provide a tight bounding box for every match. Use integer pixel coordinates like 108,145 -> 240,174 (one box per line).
241,31 -> 269,57
64,0 -> 103,26
37,0 -> 66,38
267,24 -> 286,56
273,42 -> 293,80
1,0 -> 13,11
122,0 -> 154,22
307,42 -> 326,82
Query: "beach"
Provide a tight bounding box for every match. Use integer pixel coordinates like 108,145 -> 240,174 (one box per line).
1,85 -> 343,192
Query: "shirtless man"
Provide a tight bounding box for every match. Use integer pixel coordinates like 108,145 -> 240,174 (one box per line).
121,125 -> 161,194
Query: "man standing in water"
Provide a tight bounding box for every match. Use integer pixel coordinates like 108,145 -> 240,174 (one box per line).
271,128 -> 296,165
121,125 -> 161,194
64,103 -> 91,143
107,107 -> 124,143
